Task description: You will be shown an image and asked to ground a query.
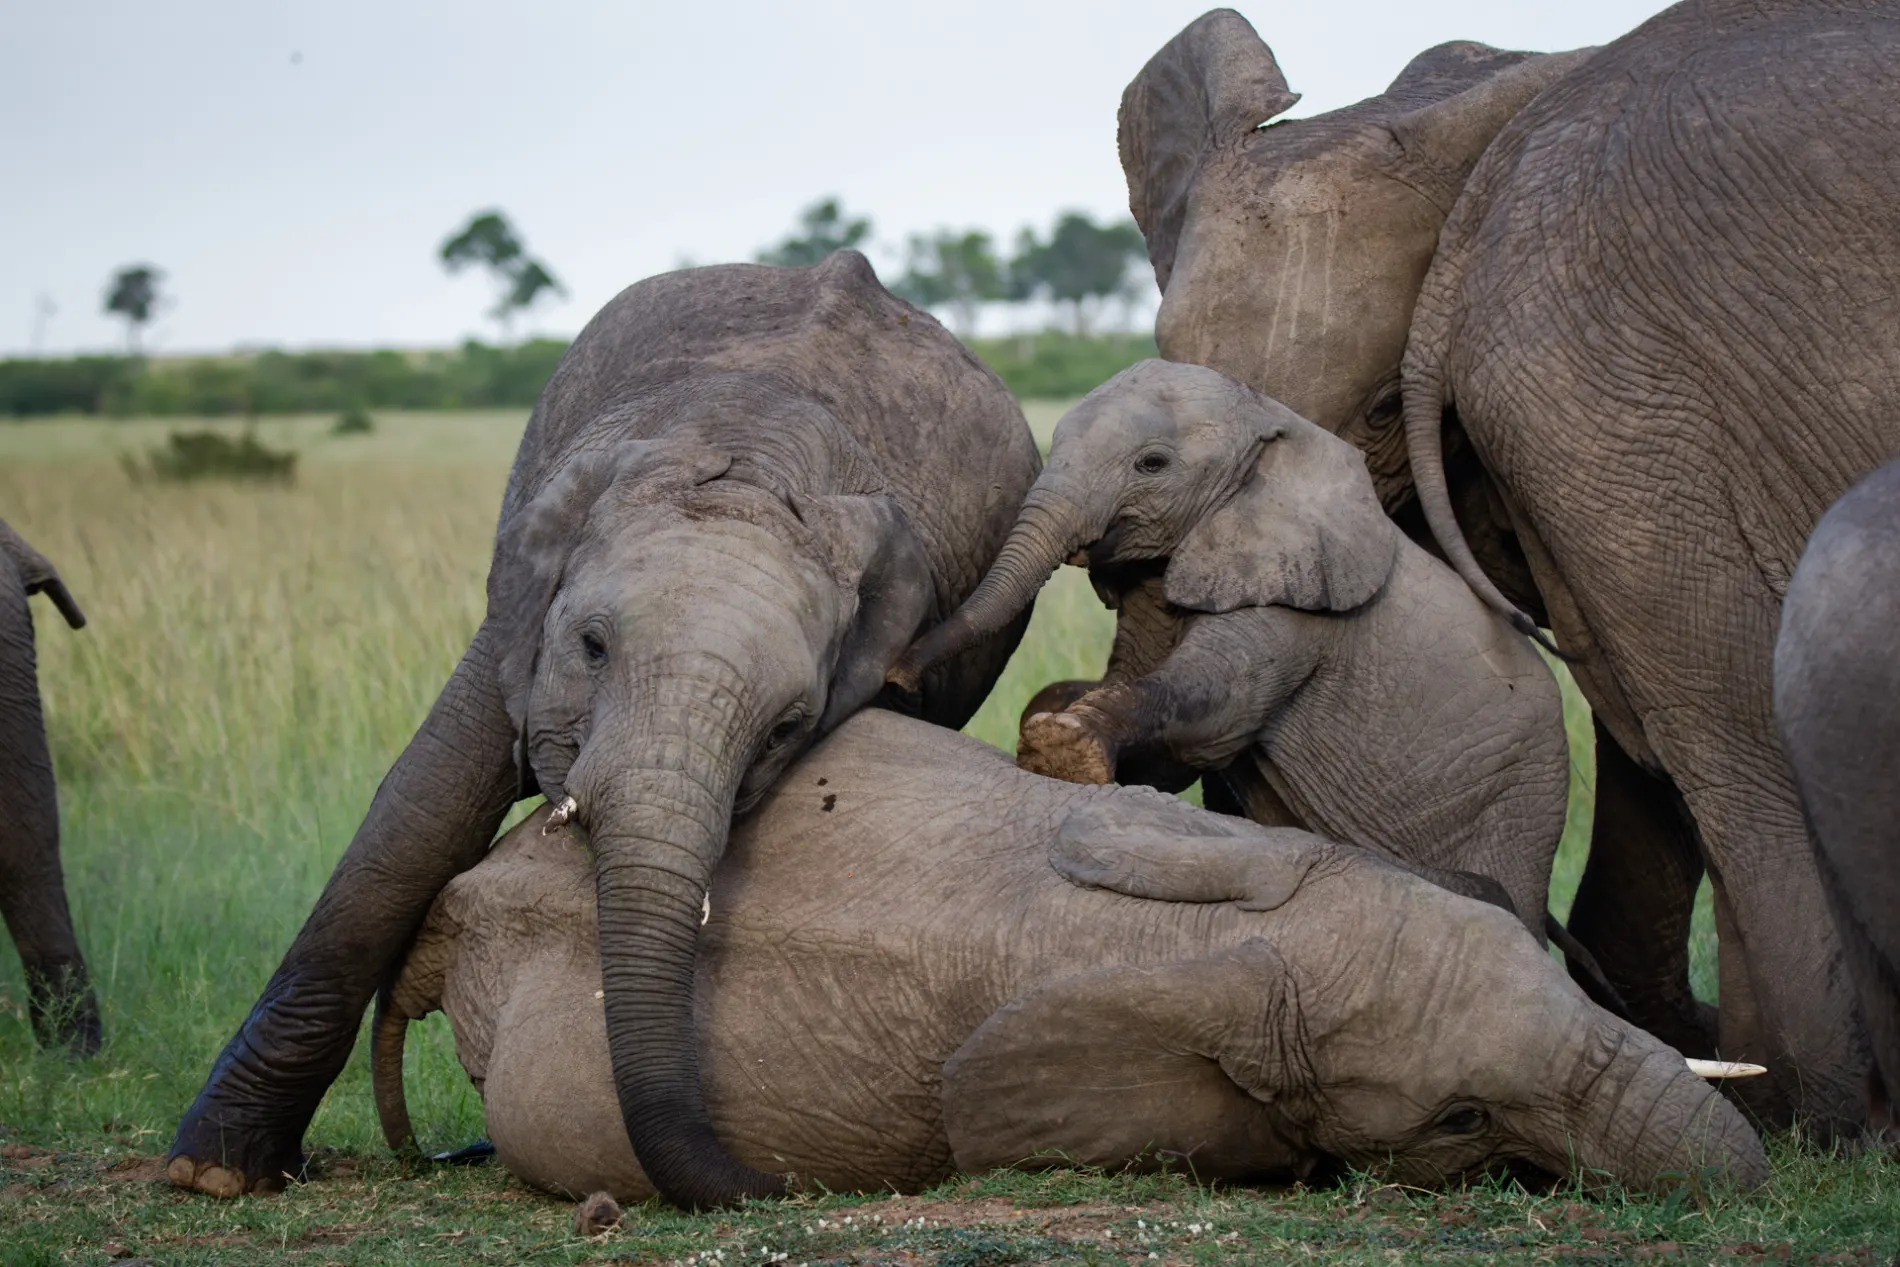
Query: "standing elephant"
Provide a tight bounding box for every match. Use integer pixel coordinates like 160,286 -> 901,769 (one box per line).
374,711 -> 1768,1202
1119,2 -> 1900,1130
1774,458 -> 1900,1132
167,252 -> 1041,1209
0,520 -> 100,1057
895,360 -> 1568,937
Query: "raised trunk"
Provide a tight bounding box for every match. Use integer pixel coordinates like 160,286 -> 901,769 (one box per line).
579,725 -> 784,1210
889,483 -> 1096,693
1571,1038 -> 1770,1192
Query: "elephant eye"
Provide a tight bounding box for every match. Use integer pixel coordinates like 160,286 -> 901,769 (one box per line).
1134,451 -> 1170,475
579,630 -> 608,664
1434,1105 -> 1489,1136
764,709 -> 807,751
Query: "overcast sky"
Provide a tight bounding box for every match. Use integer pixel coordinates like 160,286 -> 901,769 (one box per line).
4,1 -> 1674,356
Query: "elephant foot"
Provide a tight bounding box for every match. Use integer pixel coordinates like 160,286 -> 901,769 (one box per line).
1018,711 -> 1118,785
25,960 -> 102,1058
168,1097 -> 308,1197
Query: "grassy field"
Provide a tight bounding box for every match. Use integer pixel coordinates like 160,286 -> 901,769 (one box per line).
0,411 -> 1886,1265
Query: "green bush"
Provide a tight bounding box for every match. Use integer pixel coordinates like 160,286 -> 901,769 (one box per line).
967,330 -> 1157,399
0,357 -> 139,417
123,429 -> 298,483
332,405 -> 375,435
0,330 -> 1149,421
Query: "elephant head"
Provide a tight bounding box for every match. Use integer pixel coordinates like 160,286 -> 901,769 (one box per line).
892,359 -> 1397,688
493,409 -> 933,1207
1119,9 -> 1593,501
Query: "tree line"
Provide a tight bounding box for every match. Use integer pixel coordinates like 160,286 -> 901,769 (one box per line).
10,199 -> 1154,417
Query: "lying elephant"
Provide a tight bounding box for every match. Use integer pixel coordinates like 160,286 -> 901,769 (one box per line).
169,252 -> 1040,1207
1120,2 -> 1900,1128
1775,456 -> 1900,1132
894,361 -> 1567,940
374,711 -> 1767,1202
0,519 -> 100,1056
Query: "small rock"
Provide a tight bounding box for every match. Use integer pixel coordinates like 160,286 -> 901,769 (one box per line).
573,1190 -> 623,1236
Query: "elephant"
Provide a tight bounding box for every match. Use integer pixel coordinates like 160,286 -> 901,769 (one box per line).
893,360 -> 1569,941
1774,457 -> 1900,1134
0,519 -> 100,1057
371,710 -> 1769,1202
1117,1 -> 1900,1131
166,252 -> 1041,1209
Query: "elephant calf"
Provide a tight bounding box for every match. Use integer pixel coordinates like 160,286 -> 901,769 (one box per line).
1775,456 -> 1900,1133
374,711 -> 1765,1202
0,519 -> 99,1056
895,360 -> 1568,937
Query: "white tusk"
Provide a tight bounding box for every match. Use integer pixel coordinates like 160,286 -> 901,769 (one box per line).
701,893 -> 712,926
1685,1058 -> 1768,1079
542,795 -> 578,835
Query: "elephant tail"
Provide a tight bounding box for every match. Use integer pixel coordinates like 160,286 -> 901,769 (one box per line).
371,986 -> 423,1162
1546,913 -> 1632,1021
1398,297 -> 1566,660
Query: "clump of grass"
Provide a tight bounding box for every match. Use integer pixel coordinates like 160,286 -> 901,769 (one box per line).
121,427 -> 298,483
331,405 -> 375,436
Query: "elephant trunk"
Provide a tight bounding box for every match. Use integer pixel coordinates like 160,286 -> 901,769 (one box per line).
889,482 -> 1097,693
577,717 -> 786,1210
1573,1039 -> 1770,1192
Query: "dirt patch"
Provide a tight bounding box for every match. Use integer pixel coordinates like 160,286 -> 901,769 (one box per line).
100,1156 -> 171,1185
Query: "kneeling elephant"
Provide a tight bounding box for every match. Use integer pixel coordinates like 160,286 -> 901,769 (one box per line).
375,711 -> 1766,1202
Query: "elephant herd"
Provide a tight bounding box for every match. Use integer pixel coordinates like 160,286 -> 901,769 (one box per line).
2,0 -> 1894,1217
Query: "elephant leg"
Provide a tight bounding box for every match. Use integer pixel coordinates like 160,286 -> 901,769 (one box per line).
168,629 -> 520,1196
1565,722 -> 1713,1058
0,585 -> 99,1056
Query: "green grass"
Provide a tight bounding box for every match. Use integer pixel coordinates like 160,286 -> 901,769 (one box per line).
0,411 -> 1883,1264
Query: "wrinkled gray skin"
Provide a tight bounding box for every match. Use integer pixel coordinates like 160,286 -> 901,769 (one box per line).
1774,458 -> 1900,1134
168,253 -> 1040,1209
898,360 -> 1567,936
0,520 -> 99,1057
373,712 -> 1767,1201
1121,2 -> 1900,1131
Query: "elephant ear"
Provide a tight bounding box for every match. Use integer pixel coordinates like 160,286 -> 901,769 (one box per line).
1119,9 -> 1300,290
941,941 -> 1310,1180
791,493 -> 935,733
491,438 -> 733,728
1164,416 -> 1399,614
0,521 -> 85,630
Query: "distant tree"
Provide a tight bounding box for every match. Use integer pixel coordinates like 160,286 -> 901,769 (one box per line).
1009,213 -> 1147,336
892,229 -> 1006,337
755,198 -> 872,268
104,265 -> 164,354
439,210 -> 564,341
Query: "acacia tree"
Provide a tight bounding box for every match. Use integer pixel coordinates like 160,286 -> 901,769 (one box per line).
892,229 -> 1006,337
1010,213 -> 1147,336
440,210 -> 564,342
104,265 -> 164,354
755,198 -> 872,268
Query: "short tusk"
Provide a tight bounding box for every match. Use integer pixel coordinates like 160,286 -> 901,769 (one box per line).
1685,1058 -> 1768,1079
701,892 -> 711,926
543,795 -> 578,835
